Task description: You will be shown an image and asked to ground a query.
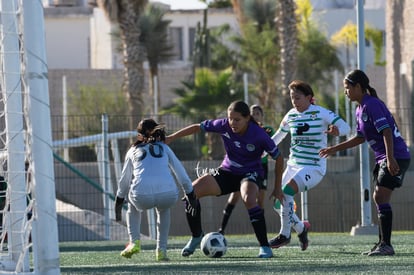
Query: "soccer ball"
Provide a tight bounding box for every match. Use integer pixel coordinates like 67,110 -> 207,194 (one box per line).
200,232 -> 227,258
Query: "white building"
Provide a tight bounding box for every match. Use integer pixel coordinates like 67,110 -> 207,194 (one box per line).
44,6 -> 92,69
42,0 -> 386,70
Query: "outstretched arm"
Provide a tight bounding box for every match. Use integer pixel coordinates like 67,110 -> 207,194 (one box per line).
165,124 -> 201,144
319,136 -> 365,158
165,145 -> 193,194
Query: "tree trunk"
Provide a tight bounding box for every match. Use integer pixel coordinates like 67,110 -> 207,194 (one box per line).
231,0 -> 247,32
277,0 -> 297,157
149,67 -> 161,117
277,0 -> 297,113
97,0 -> 149,130
119,6 -> 146,128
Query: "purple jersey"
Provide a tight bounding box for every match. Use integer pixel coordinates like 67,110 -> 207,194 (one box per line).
356,94 -> 410,163
201,118 -> 280,177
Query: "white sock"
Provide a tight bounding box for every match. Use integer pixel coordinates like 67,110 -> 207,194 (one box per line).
292,214 -> 304,234
280,194 -> 295,237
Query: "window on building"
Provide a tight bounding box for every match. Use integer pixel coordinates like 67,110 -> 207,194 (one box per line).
169,27 -> 183,61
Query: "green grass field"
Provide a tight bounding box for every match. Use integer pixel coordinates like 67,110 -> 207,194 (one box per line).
59,232 -> 414,274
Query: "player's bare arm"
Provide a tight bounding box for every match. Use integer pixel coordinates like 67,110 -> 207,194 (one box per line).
166,124 -> 201,144
270,154 -> 284,203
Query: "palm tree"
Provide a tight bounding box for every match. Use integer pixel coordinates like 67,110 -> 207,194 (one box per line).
209,24 -> 239,71
162,67 -> 243,159
230,0 -> 280,112
163,68 -> 242,119
331,21 -> 358,71
276,0 -> 297,113
234,23 -> 280,111
230,0 -> 247,31
192,9 -> 211,69
243,0 -> 277,31
365,26 -> 385,66
139,4 -> 175,113
296,0 -> 343,89
97,0 -> 148,126
332,22 -> 385,68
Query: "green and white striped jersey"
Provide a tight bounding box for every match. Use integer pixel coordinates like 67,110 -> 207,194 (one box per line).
272,104 -> 350,173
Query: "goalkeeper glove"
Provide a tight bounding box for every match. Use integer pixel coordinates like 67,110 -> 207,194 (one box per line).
115,196 -> 124,221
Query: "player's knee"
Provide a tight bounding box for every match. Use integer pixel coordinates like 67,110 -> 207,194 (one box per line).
282,185 -> 296,196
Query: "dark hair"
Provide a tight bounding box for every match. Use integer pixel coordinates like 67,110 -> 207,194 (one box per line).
344,69 -> 379,98
288,80 -> 314,103
250,104 -> 264,116
133,118 -> 166,146
228,100 -> 258,125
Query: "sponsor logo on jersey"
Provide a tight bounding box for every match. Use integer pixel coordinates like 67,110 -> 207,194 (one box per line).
375,117 -> 386,124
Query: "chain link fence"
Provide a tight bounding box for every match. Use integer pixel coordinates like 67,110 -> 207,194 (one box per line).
51,114 -> 414,241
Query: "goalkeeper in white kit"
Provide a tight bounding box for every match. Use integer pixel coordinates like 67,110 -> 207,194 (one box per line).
115,118 -> 194,261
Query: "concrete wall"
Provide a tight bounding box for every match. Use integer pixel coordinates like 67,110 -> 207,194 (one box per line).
48,67 -> 192,140
43,5 -> 386,70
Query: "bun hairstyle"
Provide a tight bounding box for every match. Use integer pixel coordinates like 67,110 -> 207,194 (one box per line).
344,69 -> 379,99
134,118 -> 166,146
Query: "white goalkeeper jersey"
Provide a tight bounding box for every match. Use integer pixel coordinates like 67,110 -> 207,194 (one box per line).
272,104 -> 350,174
116,142 -> 193,199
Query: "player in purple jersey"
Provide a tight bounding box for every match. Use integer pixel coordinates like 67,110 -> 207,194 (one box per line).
218,104 -> 276,235
320,69 -> 411,256
166,100 -> 284,258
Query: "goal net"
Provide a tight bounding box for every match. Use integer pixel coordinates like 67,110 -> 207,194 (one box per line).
0,0 -> 60,274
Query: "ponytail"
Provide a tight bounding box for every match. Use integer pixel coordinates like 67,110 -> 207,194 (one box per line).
133,118 -> 166,147
344,69 -> 381,100
367,85 -> 379,98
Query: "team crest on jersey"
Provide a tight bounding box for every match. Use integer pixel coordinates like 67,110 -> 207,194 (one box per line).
246,144 -> 255,152
309,112 -> 318,120
362,112 -> 368,122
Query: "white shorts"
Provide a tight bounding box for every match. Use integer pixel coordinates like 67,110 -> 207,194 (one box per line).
282,164 -> 325,192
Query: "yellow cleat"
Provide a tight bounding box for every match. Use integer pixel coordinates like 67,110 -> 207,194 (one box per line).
156,249 -> 170,261
120,240 -> 141,258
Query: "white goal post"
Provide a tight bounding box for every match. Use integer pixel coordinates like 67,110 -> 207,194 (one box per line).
0,0 -> 60,274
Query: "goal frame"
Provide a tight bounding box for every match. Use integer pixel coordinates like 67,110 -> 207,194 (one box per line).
0,0 -> 60,274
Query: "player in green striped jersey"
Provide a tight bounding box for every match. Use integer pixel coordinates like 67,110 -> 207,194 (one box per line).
269,80 -> 350,251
